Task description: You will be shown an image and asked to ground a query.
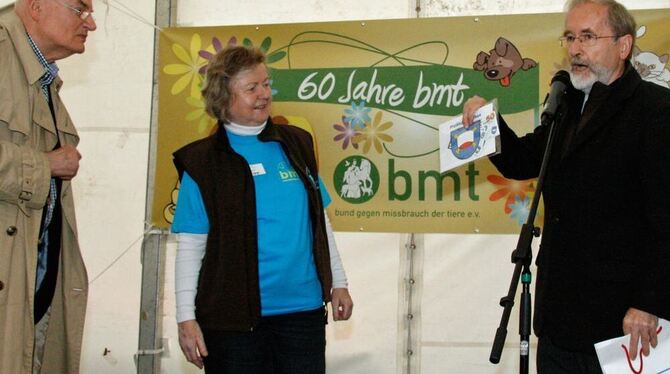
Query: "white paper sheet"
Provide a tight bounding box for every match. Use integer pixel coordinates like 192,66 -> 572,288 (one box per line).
439,100 -> 500,173
595,318 -> 670,374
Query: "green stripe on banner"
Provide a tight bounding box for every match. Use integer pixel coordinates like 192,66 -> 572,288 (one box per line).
270,65 -> 539,115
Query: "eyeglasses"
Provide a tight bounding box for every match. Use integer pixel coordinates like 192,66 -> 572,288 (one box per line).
53,0 -> 94,21
558,33 -> 619,47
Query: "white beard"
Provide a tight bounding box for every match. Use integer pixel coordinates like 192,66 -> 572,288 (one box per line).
569,61 -> 613,92
569,70 -> 598,92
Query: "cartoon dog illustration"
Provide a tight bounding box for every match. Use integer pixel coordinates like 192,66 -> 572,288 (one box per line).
473,37 -> 537,87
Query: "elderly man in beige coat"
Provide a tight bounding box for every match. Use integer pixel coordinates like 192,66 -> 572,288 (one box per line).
0,0 -> 96,372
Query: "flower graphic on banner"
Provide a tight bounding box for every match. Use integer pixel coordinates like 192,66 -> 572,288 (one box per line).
163,33 -> 207,97
198,36 -> 236,74
352,111 -> 394,154
333,117 -> 359,150
197,36 -> 286,75
344,101 -> 372,130
185,95 -> 216,134
487,174 -> 535,214
254,36 -> 287,64
509,196 -> 531,225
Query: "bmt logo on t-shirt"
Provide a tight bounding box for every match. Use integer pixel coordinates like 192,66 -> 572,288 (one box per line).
277,162 -> 299,182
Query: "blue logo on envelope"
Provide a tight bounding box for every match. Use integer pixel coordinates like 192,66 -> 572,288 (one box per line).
449,120 -> 481,160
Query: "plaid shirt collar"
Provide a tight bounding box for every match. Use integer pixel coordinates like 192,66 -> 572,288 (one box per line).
26,33 -> 59,89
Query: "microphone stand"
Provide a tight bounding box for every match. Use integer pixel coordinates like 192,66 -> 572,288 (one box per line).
489,108 -> 565,373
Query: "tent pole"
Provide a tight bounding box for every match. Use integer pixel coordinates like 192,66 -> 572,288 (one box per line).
136,0 -> 176,372
397,233 -> 424,374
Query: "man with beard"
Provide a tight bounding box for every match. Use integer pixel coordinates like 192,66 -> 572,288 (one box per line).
462,0 -> 670,372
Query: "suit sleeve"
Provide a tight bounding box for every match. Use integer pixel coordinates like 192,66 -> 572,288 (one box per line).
636,103 -> 670,320
488,114 -> 549,180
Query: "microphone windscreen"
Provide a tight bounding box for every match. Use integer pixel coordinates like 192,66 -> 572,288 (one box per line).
551,70 -> 571,86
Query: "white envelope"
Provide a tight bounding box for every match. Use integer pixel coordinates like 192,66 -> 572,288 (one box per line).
595,318 -> 670,374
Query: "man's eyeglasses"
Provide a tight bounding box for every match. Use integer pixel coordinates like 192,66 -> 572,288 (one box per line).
53,0 -> 94,21
558,33 -> 619,47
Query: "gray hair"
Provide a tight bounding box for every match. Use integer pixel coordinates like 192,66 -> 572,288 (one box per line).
565,0 -> 637,58
201,46 -> 267,121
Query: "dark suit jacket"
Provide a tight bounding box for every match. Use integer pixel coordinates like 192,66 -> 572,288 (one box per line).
490,66 -> 670,352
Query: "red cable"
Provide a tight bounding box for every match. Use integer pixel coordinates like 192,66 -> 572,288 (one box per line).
620,344 -> 643,373
619,325 -> 663,374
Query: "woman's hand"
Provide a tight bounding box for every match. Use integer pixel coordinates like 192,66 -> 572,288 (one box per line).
331,288 -> 354,321
178,319 -> 208,369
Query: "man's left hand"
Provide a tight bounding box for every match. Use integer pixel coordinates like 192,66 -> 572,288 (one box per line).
623,307 -> 659,360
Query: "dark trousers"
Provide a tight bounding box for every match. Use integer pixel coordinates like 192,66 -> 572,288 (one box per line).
537,337 -> 603,374
201,307 -> 326,374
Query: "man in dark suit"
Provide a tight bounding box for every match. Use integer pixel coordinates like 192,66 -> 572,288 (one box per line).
462,0 -> 670,372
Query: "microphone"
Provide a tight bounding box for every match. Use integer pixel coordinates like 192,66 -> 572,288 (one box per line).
541,70 -> 571,126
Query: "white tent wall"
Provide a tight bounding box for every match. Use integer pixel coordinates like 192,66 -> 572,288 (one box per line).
25,0 -> 663,373
53,1 -> 157,372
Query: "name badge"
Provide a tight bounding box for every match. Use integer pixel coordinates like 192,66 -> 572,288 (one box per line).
249,163 -> 266,176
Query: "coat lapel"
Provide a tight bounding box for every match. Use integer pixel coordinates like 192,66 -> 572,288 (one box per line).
566,67 -> 641,155
31,90 -> 58,136
51,80 -> 79,139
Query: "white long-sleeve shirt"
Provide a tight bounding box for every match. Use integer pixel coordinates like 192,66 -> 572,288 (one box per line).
175,212 -> 348,322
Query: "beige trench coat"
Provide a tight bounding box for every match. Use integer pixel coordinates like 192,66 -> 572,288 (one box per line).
0,12 -> 88,374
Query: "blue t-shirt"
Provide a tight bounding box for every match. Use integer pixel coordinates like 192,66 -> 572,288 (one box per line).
172,131 -> 331,316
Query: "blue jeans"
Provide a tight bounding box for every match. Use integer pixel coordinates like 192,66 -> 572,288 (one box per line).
201,307 -> 326,374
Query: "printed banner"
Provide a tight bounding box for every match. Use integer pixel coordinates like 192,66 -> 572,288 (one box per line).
153,10 -> 670,233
